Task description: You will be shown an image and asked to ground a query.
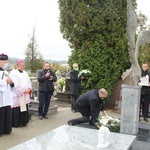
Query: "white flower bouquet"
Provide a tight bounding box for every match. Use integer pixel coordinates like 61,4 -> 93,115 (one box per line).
78,69 -> 91,78
95,116 -> 120,133
57,77 -> 66,92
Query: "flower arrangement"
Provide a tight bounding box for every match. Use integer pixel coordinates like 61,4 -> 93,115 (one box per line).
78,69 -> 91,78
57,77 -> 66,92
95,116 -> 120,133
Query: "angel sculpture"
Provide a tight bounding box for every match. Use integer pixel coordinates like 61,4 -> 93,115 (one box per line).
121,0 -> 150,85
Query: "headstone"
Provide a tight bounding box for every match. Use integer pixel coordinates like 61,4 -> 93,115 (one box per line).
65,77 -> 71,93
120,84 -> 141,135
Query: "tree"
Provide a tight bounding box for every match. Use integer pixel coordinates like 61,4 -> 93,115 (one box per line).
137,11 -> 150,34
137,12 -> 150,66
25,26 -> 44,74
59,0 -> 130,95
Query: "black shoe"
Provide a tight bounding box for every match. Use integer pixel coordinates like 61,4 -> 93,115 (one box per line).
43,116 -> 48,119
67,120 -> 74,126
71,110 -> 76,113
144,117 -> 148,122
39,116 -> 43,120
89,120 -> 95,125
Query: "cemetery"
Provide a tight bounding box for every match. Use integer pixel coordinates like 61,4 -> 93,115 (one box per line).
1,0 -> 150,150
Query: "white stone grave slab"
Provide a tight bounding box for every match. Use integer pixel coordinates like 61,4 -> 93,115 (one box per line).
9,125 -> 136,150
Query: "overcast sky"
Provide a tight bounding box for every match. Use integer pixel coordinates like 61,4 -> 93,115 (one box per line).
0,0 -> 71,61
0,0 -> 149,61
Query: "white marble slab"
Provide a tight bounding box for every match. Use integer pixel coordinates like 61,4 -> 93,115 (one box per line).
9,125 -> 136,150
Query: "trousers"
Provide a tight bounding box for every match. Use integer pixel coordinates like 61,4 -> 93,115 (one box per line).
140,94 -> 150,118
38,91 -> 52,117
71,95 -> 79,111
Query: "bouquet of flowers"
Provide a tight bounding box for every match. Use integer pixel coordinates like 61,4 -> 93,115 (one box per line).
95,116 -> 120,133
57,77 -> 66,92
78,69 -> 91,78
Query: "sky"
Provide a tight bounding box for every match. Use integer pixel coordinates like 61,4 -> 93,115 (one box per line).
136,0 -> 150,23
0,0 -> 71,61
0,0 -> 149,61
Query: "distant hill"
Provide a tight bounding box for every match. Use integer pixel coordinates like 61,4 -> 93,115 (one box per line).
8,57 -> 18,66
45,59 -> 68,65
8,57 -> 68,66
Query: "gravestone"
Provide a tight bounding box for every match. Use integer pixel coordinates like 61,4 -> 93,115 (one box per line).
120,85 -> 141,135
55,77 -> 71,106
65,77 -> 71,93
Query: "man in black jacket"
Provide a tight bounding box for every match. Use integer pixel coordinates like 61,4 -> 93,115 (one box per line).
70,63 -> 83,112
139,63 -> 150,122
37,62 -> 57,120
67,88 -> 108,126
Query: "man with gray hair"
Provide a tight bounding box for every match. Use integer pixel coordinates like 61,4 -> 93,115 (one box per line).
70,63 -> 83,112
67,88 -> 108,126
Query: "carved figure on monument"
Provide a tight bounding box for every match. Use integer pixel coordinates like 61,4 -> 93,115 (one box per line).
97,125 -> 110,148
121,0 -> 150,85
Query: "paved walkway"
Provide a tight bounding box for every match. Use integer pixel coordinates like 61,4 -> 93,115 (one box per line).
0,106 -> 121,150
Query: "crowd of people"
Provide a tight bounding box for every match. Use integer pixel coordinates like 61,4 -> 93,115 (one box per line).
0,53 -> 32,136
1,52 -> 149,137
68,62 -> 150,126
0,53 -> 58,136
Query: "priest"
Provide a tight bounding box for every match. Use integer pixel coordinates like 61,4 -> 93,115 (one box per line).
10,59 -> 31,127
0,53 -> 14,136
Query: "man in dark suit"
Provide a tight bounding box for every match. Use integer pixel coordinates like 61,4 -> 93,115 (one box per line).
37,62 -> 57,120
67,88 -> 108,126
139,63 -> 150,122
70,63 -> 84,113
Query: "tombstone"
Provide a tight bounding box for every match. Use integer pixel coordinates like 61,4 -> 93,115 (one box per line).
65,77 -> 71,93
120,85 -> 141,135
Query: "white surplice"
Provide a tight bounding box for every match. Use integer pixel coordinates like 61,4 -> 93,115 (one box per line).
0,70 -> 12,107
9,69 -> 31,109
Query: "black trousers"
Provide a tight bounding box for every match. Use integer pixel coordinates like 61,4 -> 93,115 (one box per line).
0,106 -> 12,135
140,94 -> 150,118
69,105 -> 91,125
38,91 -> 52,117
71,95 -> 79,111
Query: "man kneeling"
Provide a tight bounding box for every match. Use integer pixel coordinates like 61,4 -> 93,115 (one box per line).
67,88 -> 108,126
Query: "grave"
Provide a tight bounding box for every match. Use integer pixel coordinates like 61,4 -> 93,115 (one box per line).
9,125 -> 136,150
29,98 -> 58,116
55,77 -> 71,106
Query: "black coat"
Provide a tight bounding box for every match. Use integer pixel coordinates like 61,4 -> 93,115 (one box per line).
76,89 -> 105,120
141,70 -> 150,95
37,69 -> 57,93
70,69 -> 81,95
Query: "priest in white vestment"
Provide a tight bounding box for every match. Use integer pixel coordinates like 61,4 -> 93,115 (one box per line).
0,53 -> 14,136
10,59 -> 31,127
